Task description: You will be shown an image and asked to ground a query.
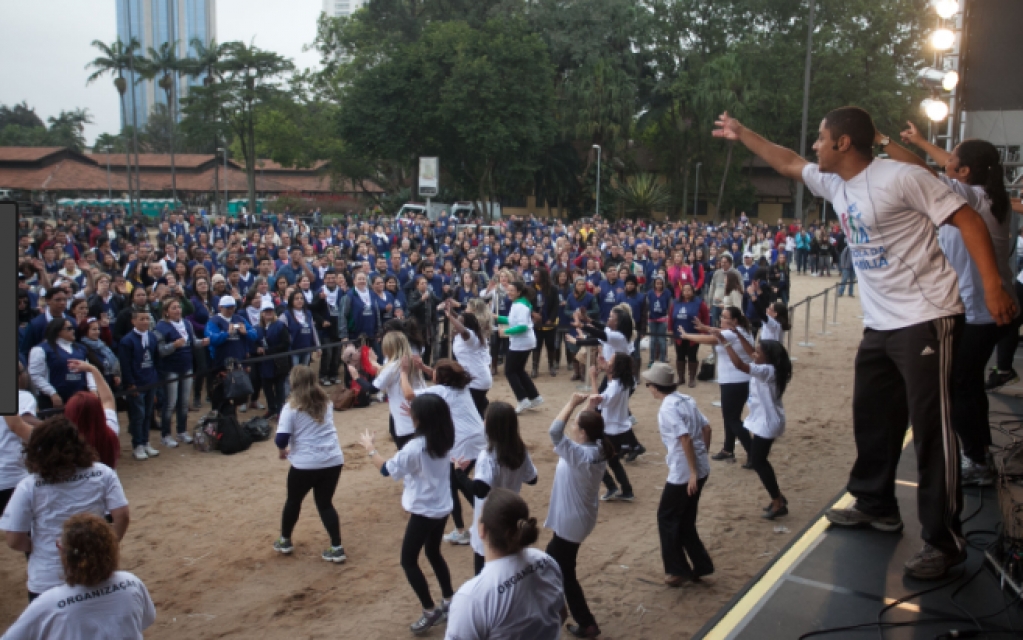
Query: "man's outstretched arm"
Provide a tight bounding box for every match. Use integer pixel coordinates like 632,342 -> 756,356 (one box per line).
713,112 -> 808,182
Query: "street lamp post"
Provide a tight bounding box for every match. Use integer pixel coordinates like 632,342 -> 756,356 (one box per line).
103,145 -> 113,201
694,162 -> 702,216
592,144 -> 602,218
793,0 -> 816,222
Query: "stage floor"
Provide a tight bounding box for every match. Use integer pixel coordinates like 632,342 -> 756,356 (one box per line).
695,356 -> 1023,640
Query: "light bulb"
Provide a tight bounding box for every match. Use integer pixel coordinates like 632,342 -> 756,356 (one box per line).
934,0 -> 959,19
922,99 -> 949,122
931,28 -> 955,50
942,70 -> 959,91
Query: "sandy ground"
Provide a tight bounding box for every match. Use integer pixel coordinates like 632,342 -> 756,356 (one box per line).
0,273 -> 864,639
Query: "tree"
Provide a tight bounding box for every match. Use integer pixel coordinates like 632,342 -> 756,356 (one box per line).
180,38 -> 233,205
138,41 -> 184,202
86,38 -> 141,210
0,102 -> 45,130
45,109 -> 93,151
613,173 -> 671,219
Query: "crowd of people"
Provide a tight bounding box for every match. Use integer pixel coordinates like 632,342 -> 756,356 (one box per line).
3,103 -> 1022,639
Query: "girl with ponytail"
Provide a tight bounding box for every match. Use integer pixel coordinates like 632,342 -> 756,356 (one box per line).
445,489 -> 566,639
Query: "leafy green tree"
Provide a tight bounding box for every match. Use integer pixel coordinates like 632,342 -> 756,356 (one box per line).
613,173 -> 671,219
86,38 -> 141,207
0,102 -> 45,129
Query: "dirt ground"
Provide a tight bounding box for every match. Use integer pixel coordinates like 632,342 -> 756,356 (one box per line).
0,273 -> 864,639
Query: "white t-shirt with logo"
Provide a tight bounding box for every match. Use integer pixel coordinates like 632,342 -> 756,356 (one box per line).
745,364 -> 785,439
469,449 -> 538,556
598,379 -> 632,436
0,570 -> 155,640
419,385 -> 486,462
374,364 -> 417,437
444,548 -> 563,640
802,160 -> 966,330
0,464 -> 129,593
544,431 -> 606,544
658,393 -> 711,485
714,329 -> 753,384
453,333 -> 493,391
385,436 -> 453,519
276,403 -> 344,470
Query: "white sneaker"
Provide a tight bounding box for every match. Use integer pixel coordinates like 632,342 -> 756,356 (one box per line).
321,378 -> 333,387
515,399 -> 531,414
144,444 -> 160,457
529,396 -> 545,410
161,435 -> 179,448
254,402 -> 266,410
239,404 -> 248,413
443,530 -> 471,545
133,445 -> 148,461
176,432 -> 194,444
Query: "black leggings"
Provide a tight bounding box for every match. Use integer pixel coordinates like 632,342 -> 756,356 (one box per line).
533,327 -> 558,366
505,349 -> 539,401
401,514 -> 454,610
281,464 -> 343,547
602,432 -> 633,494
674,340 -> 700,364
719,382 -> 750,454
546,534 -> 596,629
450,461 -> 476,530
734,428 -> 781,500
474,551 -> 485,576
0,488 -> 13,519
470,388 -> 489,419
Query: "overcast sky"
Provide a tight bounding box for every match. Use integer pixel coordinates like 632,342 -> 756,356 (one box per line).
0,0 -> 324,147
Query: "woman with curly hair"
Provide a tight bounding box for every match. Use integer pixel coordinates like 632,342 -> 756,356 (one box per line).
0,416 -> 130,600
2,513 -> 155,639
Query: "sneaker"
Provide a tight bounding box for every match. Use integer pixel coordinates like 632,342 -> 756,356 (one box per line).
329,378 -> 339,386
191,399 -> 203,410
961,461 -> 994,487
711,450 -> 735,462
825,507 -> 903,532
161,435 -> 179,448
410,608 -> 445,636
239,403 -> 248,413
618,491 -> 636,502
762,503 -> 788,520
985,368 -> 1019,391
176,432 -> 193,444
320,378 -> 333,387
624,444 -> 647,463
143,444 -> 160,458
273,537 -> 294,555
514,399 -> 532,414
321,545 -> 347,563
132,445 -> 148,461
567,623 -> 601,638
529,396 -> 545,410
741,458 -> 754,470
254,401 -> 266,410
443,530 -> 471,545
601,487 -> 620,501
904,543 -> 967,580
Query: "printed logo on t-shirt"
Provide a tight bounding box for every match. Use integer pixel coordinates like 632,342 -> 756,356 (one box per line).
495,557 -> 553,595
56,578 -> 141,609
841,204 -> 889,271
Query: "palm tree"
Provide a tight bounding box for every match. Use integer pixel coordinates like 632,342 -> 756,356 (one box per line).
139,41 -> 183,204
86,38 -> 140,211
181,38 -> 230,212
613,173 -> 671,220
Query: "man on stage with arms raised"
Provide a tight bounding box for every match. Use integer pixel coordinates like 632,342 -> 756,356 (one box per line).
712,107 -> 1016,580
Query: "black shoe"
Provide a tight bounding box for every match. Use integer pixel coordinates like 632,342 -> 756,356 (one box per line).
741,458 -> 754,470
764,497 -> 789,512
762,504 -> 789,520
567,623 -> 601,638
618,491 -> 635,502
985,368 -> 1019,391
624,445 -> 646,462
711,450 -> 735,461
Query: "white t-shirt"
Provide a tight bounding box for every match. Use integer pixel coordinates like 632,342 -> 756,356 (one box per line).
444,548 -> 563,640
419,385 -> 487,462
469,449 -> 538,556
276,403 -> 344,470
745,363 -> 785,439
598,379 -> 632,436
658,393 -> 710,485
785,236 -> 796,252
19,390 -> 38,419
0,416 -> 28,492
600,329 -> 633,362
453,333 -> 493,391
0,464 -> 129,593
374,364 -> 416,437
0,571 -> 155,640
715,328 -> 753,384
759,316 -> 782,342
802,160 -> 966,330
505,301 -> 536,351
103,409 -> 120,436
936,175 -> 1019,324
544,433 -> 605,544
385,436 -> 453,519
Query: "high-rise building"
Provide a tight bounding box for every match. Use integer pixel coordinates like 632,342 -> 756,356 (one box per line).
322,0 -> 366,19
116,0 -> 217,129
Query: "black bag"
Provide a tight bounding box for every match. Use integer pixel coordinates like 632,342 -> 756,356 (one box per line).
222,359 -> 253,400
243,417 -> 271,442
697,353 -> 716,381
217,413 -> 252,455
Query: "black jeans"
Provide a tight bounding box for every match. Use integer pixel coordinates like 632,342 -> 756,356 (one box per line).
262,375 -> 286,417
281,464 -> 343,547
505,349 -> 539,401
319,341 -> 341,380
657,477 -> 713,578
546,534 -> 596,630
248,369 -> 262,405
735,431 -> 781,500
601,432 -> 632,494
849,316 -> 964,556
674,339 -> 700,363
450,461 -> 476,530
401,514 -> 454,610
533,327 -> 558,367
469,388 -> 489,419
952,323 -> 1004,465
490,334 -> 508,364
719,382 -> 750,454
192,344 -> 211,404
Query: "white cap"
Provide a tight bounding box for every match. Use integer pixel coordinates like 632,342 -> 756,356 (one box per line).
218,297 -> 236,308
260,300 -> 275,311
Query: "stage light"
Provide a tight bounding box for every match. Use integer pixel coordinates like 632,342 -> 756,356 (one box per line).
942,70 -> 959,91
922,99 -> 949,121
931,28 -> 955,50
934,0 -> 959,19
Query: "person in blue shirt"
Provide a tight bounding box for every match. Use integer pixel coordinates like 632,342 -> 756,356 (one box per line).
349,272 -> 382,358
154,298 -> 206,448
563,276 -> 598,382
254,301 -> 291,419
736,253 -> 756,287
22,289 -> 76,360
205,296 -> 259,411
118,309 -> 161,461
645,276 -> 673,366
597,265 -> 625,323
622,275 -> 647,374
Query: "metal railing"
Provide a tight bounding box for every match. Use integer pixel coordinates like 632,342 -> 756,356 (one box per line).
785,279 -> 856,361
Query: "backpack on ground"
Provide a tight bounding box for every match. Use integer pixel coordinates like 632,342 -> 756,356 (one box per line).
217,412 -> 252,455
194,412 -> 220,452
242,417 -> 272,442
697,352 -> 716,381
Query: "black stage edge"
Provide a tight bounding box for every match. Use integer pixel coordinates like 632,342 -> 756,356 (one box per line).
694,359 -> 1023,640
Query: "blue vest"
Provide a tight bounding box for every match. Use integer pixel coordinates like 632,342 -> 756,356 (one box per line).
285,310 -> 315,350
119,331 -> 159,387
647,290 -> 673,321
155,320 -> 194,374
42,342 -> 89,401
623,292 -> 644,327
256,320 -> 288,380
597,281 -> 625,322
348,290 -> 379,339
671,299 -> 703,336
210,315 -> 250,367
564,291 -> 594,327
